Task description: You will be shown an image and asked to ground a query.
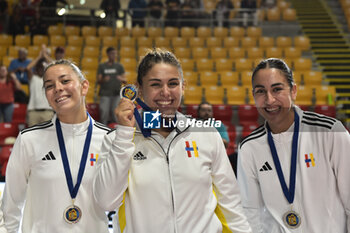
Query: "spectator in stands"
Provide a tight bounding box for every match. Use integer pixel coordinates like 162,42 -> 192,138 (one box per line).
147,0 -> 164,27
25,46 -> 54,127
214,0 -> 234,27
54,46 -> 65,60
100,0 -> 121,27
0,65 -> 22,123
9,48 -> 31,85
39,0 -> 68,18
0,0 -> 8,33
8,4 -> 25,36
128,0 -> 147,27
197,101 -> 230,148
28,7 -> 49,36
241,0 -> 258,27
165,0 -> 181,27
237,58 -> 350,232
180,0 -> 197,27
96,47 -> 126,125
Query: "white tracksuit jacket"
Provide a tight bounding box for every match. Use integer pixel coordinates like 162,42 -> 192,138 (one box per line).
93,112 -> 252,233
237,107 -> 350,233
1,115 -> 110,233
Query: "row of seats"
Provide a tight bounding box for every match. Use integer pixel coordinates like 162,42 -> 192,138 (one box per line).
0,33 -> 311,51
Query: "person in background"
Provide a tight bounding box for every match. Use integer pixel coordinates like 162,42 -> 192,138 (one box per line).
100,0 -> 120,27
93,49 -> 252,233
128,0 -> 147,27
197,101 -> 230,148
96,47 -> 126,125
165,0 -> 181,27
25,46 -> 54,127
215,0 -> 234,27
237,58 -> 350,232
1,59 -> 111,233
54,46 -> 65,60
9,48 -> 31,85
147,0 -> 163,27
0,65 -> 22,123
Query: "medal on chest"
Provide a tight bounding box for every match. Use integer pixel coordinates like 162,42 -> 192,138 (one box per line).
267,110 -> 301,229
56,114 -> 93,224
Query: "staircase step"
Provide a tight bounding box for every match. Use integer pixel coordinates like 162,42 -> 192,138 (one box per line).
313,49 -> 350,53
316,54 -> 350,58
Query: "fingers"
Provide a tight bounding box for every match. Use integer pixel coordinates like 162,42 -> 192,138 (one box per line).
115,98 -> 136,127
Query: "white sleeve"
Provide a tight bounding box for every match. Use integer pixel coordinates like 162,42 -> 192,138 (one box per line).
0,199 -> 8,233
237,145 -> 264,233
211,131 -> 252,233
1,134 -> 31,233
329,122 -> 350,232
93,125 -> 135,211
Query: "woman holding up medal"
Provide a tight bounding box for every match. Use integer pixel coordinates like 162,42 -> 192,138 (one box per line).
237,58 -> 350,232
1,60 -> 111,232
93,49 -> 252,233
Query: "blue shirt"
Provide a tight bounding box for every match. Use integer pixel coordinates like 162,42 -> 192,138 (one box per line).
9,58 -> 31,84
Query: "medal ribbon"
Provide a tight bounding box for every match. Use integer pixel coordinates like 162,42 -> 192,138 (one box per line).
134,98 -> 153,137
267,110 -> 299,204
55,113 -> 93,199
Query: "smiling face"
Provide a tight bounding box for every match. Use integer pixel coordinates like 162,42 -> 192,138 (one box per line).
43,64 -> 89,123
139,63 -> 184,117
252,68 -> 297,133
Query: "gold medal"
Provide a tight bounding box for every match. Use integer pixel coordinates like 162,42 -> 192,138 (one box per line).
64,204 -> 82,224
120,84 -> 138,102
283,210 -> 301,229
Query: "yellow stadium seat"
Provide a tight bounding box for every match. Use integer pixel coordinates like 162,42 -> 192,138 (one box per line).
229,26 -> 245,38
283,8 -> 297,21
2,56 -> 15,67
192,47 -> 209,59
276,36 -> 292,48
278,1 -> 290,11
184,85 -> 204,105
295,85 -> 313,105
206,37 -> 222,48
98,26 -> 113,37
137,37 -> 153,48
180,58 -> 195,71
67,35 -> 83,47
119,47 -> 136,59
138,46 -> 151,58
147,27 -> 163,38
210,47 -> 227,59
181,27 -> 195,38
235,58 -> 253,72
223,37 -> 240,48
197,26 -> 212,38
293,58 -> 312,71
81,57 -> 99,70
282,58 -> 293,69
83,69 -> 97,83
48,25 -> 63,36
196,58 -> 214,71
199,71 -> 219,86
240,71 -> 253,86
50,35 -> 66,47
259,37 -> 275,48
283,47 -> 301,59
228,47 -> 245,59
214,27 -> 228,38
115,27 -> 130,37
0,35 -> 13,47
246,26 -> 262,38
81,26 -> 97,37
8,46 -> 20,57
65,46 -> 82,60
226,86 -> 246,105
131,27 -> 146,37
215,58 -> 234,71
303,71 -> 323,86
246,47 -> 264,59
0,46 -> 8,57
267,7 -> 281,21
32,35 -> 48,46
253,58 -> 265,68
219,71 -> 239,86
171,37 -> 188,48
293,71 -> 303,85
125,70 -> 138,84
102,36 -> 118,47
27,46 -> 40,57
189,37 -> 205,48
241,37 -> 257,48
183,71 -> 199,86
119,36 -> 136,48
265,47 -> 283,58
120,57 -> 137,71
154,37 -> 171,49
204,85 -> 224,105
294,36 -> 310,51
83,46 -> 100,58
164,27 -> 179,38
15,35 -> 31,47
174,47 -> 191,59
314,85 -> 336,105
65,25 -> 80,36
84,36 -> 101,47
